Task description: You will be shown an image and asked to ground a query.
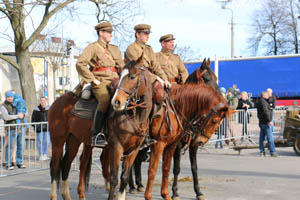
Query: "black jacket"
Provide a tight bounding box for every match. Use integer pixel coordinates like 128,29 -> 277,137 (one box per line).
257,98 -> 272,124
268,95 -> 276,109
31,105 -> 49,132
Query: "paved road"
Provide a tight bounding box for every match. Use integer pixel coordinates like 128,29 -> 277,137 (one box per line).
0,146 -> 299,200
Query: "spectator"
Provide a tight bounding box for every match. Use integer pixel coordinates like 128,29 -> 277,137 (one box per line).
257,91 -> 277,157
31,97 -> 50,161
215,87 -> 227,148
237,91 -> 253,137
266,88 -> 276,109
0,90 -> 26,170
225,90 -> 239,146
228,84 -> 240,97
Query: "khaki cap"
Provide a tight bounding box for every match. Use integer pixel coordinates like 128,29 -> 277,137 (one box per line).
95,22 -> 113,31
134,24 -> 151,33
159,34 -> 175,43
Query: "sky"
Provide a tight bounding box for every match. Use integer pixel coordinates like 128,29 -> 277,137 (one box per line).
0,0 -> 260,60
67,0 -> 260,59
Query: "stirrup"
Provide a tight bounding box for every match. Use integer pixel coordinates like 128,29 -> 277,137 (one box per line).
92,133 -> 108,148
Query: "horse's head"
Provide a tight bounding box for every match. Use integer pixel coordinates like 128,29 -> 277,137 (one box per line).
192,103 -> 236,146
111,55 -> 151,111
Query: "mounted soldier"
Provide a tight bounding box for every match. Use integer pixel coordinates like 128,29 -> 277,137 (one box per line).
76,22 -> 125,147
156,34 -> 188,84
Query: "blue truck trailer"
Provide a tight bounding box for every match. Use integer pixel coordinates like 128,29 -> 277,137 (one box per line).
185,54 -> 300,106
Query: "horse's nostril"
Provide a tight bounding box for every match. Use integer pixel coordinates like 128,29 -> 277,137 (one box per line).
115,100 -> 120,106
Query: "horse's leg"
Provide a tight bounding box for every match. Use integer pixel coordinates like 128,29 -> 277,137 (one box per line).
189,145 -> 206,200
100,148 -> 110,192
50,141 -> 65,200
145,142 -> 166,200
134,147 -> 148,192
108,144 -> 123,200
117,149 -> 140,200
161,144 -> 177,200
77,144 -> 93,200
61,134 -> 81,200
171,143 -> 183,200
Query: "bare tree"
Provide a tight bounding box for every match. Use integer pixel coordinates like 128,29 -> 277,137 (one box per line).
248,0 -> 300,55
173,45 -> 202,62
0,0 -> 141,114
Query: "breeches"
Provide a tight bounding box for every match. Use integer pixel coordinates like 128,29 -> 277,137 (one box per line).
92,82 -> 111,112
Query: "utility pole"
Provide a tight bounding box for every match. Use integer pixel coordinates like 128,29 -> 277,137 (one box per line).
222,5 -> 234,58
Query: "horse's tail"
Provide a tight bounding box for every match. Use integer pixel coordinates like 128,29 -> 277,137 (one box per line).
85,148 -> 93,191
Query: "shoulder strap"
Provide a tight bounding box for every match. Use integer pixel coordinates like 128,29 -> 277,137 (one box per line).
160,52 -> 177,69
133,43 -> 151,64
95,43 -> 115,65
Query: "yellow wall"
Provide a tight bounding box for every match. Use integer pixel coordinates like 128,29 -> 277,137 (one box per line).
30,57 -> 44,74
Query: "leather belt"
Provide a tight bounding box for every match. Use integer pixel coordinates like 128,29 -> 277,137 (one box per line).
169,78 -> 176,83
94,66 -> 117,72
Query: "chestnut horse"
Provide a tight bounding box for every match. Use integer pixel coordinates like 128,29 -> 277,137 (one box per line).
144,81 -> 234,200
171,58 -> 225,200
105,57 -> 153,200
48,91 -> 94,200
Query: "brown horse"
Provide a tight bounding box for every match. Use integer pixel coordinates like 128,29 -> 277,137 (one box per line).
171,58 -> 228,200
144,81 -> 234,200
48,91 -> 93,200
104,56 -> 153,200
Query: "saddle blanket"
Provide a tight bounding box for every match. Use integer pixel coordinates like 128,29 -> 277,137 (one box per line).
71,97 -> 98,120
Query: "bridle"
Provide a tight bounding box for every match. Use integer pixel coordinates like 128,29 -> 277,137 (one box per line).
117,65 -> 151,136
117,66 -> 150,110
182,102 -> 226,150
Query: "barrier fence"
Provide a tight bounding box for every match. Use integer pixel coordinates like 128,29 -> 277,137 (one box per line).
0,108 -> 287,177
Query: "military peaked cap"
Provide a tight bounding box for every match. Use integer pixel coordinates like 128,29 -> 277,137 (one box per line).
159,34 -> 175,43
95,22 -> 113,31
134,24 -> 151,32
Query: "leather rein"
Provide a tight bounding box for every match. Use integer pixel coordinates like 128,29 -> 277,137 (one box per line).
117,66 -> 151,137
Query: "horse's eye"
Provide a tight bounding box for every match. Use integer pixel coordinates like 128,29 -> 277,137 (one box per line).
130,75 -> 135,80
211,119 -> 217,124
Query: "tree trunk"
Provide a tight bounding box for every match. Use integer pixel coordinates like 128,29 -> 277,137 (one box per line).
15,48 -> 38,118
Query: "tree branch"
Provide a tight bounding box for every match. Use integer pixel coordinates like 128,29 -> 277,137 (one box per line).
23,0 -> 74,49
0,54 -> 20,71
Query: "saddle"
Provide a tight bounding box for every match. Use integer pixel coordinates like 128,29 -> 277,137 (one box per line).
71,85 -> 98,120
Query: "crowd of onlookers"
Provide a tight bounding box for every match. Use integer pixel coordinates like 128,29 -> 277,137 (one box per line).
216,84 -> 278,157
0,90 -> 50,170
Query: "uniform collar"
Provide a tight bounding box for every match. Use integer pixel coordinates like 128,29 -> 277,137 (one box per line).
135,40 -> 146,49
98,39 -> 108,48
161,49 -> 172,56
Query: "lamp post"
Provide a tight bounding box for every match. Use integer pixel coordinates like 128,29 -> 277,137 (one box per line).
61,55 -> 68,94
222,5 -> 234,58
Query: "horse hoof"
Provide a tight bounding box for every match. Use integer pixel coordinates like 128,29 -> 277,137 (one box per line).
172,196 -> 180,200
137,186 -> 145,192
79,198 -> 86,200
197,195 -> 206,200
129,188 -> 137,194
105,181 -> 110,192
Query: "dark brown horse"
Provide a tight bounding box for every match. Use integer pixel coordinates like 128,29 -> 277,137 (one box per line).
171,58 -> 228,200
144,81 -> 234,200
48,91 -> 93,200
104,56 -> 153,200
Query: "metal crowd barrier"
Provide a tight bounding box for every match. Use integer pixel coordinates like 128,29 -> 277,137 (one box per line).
0,122 -> 51,177
209,108 -> 286,147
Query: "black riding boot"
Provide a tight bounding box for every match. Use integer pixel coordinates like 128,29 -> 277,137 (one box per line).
91,110 -> 108,148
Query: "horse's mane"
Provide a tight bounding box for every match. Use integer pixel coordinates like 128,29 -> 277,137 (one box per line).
171,83 -> 226,118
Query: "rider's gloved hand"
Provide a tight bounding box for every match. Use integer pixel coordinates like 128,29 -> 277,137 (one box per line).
92,79 -> 100,86
164,80 -> 171,88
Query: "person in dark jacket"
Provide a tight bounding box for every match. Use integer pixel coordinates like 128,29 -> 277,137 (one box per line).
257,92 -> 277,157
31,97 -> 50,161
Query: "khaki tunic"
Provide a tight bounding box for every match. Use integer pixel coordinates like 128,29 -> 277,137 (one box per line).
125,41 -> 167,82
156,50 -> 188,84
76,39 -> 125,112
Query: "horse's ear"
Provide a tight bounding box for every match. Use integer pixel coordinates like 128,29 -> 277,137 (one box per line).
207,58 -> 211,66
200,58 -> 206,71
136,52 -> 144,65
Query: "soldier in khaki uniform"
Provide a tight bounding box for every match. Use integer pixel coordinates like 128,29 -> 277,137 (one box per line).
156,34 -> 188,84
76,22 -> 125,147
125,24 -> 171,87
125,24 -> 171,148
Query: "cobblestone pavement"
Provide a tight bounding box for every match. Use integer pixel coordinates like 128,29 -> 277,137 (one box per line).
0,146 -> 299,200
